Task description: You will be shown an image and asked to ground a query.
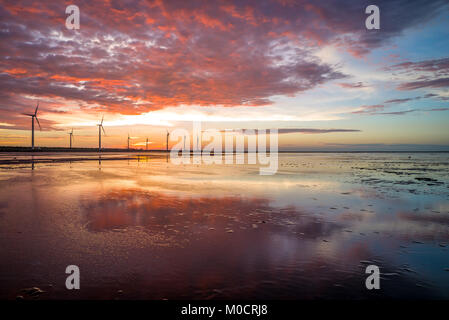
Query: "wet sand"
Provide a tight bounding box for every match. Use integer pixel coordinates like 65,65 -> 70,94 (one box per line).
0,152 -> 165,165
0,152 -> 448,299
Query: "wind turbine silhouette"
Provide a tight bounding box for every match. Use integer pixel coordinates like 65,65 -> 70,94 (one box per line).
22,102 -> 41,150
166,129 -> 170,152
68,128 -> 74,149
97,116 -> 105,151
127,133 -> 131,150
146,137 -> 149,151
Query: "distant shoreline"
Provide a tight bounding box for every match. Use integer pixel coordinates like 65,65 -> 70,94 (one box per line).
0,146 -> 158,153
0,146 -> 448,154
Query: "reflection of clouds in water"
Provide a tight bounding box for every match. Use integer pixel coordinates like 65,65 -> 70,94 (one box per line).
398,211 -> 449,224
79,191 -> 436,298
1,153 -> 448,298
82,189 -> 345,239
0,201 -> 7,216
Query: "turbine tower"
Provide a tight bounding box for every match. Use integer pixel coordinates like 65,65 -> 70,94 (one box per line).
127,133 -> 131,150
22,102 -> 41,150
68,128 -> 74,149
166,129 -> 170,152
97,116 -> 105,152
146,137 -> 149,151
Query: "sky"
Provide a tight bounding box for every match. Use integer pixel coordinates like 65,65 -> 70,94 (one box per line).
0,0 -> 448,150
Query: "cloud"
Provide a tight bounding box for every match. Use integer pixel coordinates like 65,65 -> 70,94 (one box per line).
351,104 -> 384,114
133,141 -> 153,146
421,93 -> 449,101
324,143 -> 449,151
351,99 -> 449,116
277,128 -> 360,134
337,82 -> 367,89
383,94 -> 449,104
397,78 -> 449,90
377,110 -> 417,115
388,57 -> 449,90
356,107 -> 449,116
384,97 -> 421,104
0,0 -> 447,129
220,128 -> 361,134
389,58 -> 449,74
1,0 -> 360,120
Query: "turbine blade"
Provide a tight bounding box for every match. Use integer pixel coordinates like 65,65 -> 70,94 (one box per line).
102,125 -> 106,135
35,116 -> 41,131
101,115 -> 104,125
35,102 -> 39,116
22,113 -> 34,116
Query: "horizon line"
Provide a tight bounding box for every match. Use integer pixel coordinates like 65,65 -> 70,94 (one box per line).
1,146 -> 448,153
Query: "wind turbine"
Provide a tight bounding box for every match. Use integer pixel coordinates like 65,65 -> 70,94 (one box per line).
97,116 -> 105,151
166,129 -> 170,152
22,102 -> 41,150
68,128 -> 74,149
146,137 -> 149,151
127,133 -> 131,150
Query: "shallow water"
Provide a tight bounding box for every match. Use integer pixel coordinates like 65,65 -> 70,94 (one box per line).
0,152 -> 448,299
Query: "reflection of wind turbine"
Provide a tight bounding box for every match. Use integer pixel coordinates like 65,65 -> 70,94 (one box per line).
97,116 -> 105,151
68,128 -> 74,149
22,101 -> 41,150
166,129 -> 170,152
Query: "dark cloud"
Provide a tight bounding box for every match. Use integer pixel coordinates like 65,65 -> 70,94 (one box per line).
421,93 -> 448,101
388,57 -> 449,90
397,78 -> 449,90
390,58 -> 449,74
220,128 -> 361,134
384,97 -> 421,104
277,128 -> 360,134
378,109 -> 417,115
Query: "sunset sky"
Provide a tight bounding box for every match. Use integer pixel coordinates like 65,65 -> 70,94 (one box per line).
0,0 -> 448,150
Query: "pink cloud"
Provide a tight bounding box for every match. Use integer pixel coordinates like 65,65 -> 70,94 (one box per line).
0,0 -> 446,129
